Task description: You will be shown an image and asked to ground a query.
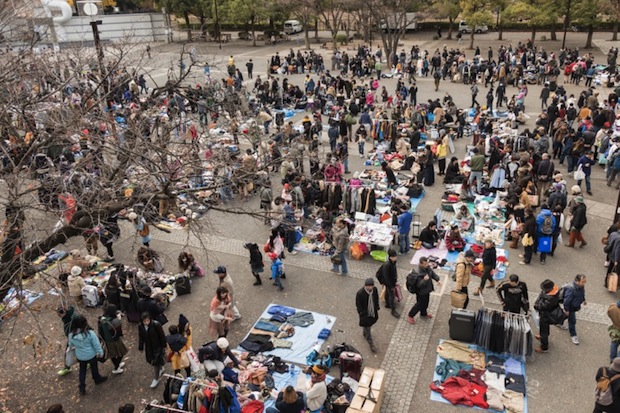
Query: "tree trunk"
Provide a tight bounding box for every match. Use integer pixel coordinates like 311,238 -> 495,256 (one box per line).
251,16 -> 256,47
550,23 -> 557,41
305,28 -> 311,50
585,24 -> 594,48
184,12 -> 192,41
469,31 -> 475,50
613,21 -> 618,41
531,28 -> 536,46
498,26 -> 503,41
315,17 -> 319,41
447,18 -> 453,40
200,15 -> 207,38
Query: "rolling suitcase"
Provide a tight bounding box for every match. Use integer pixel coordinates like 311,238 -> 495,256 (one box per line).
449,309 -> 476,342
82,285 -> 100,307
339,352 -> 363,381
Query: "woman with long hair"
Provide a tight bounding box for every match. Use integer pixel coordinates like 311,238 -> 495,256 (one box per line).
98,304 -> 128,375
209,287 -> 234,339
266,385 -> 305,413
68,315 -> 107,395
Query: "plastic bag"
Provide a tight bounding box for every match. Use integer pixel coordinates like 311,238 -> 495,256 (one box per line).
370,250 -> 388,262
65,347 -> 77,366
351,242 -> 364,260
186,347 -> 203,373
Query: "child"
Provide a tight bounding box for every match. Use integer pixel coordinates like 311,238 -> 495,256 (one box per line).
243,243 -> 264,286
268,252 -> 284,291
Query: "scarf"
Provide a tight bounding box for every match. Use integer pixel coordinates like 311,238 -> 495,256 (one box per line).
367,289 -> 376,319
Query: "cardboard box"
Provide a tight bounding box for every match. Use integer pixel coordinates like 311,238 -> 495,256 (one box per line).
358,367 -> 376,388
349,394 -> 366,410
370,369 -> 386,393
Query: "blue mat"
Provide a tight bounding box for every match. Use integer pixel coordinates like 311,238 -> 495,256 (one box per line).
410,193 -> 425,213
430,339 -> 528,412
264,366 -> 334,409
237,304 -> 336,365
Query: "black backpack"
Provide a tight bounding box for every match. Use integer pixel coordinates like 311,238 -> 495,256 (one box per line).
406,271 -> 423,294
375,264 -> 385,285
175,276 -> 191,295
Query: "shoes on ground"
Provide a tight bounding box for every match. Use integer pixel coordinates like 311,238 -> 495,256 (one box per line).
150,379 -> 160,388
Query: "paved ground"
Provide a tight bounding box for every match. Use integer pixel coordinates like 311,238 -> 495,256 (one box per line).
2,29 -> 620,412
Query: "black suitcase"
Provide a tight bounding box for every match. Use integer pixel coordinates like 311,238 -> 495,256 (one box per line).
175,276 -> 191,295
449,309 -> 476,342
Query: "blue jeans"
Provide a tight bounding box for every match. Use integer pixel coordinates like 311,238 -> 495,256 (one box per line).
273,276 -> 283,290
265,408 -> 279,413
577,175 -> 591,192
358,141 -> 365,155
611,341 -> 620,362
398,233 -> 410,254
332,251 -> 348,274
78,357 -> 103,392
469,171 -> 482,193
343,158 -> 349,173
568,311 -> 577,337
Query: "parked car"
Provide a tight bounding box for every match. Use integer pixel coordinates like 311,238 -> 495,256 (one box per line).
283,20 -> 303,34
380,12 -> 418,32
458,21 -> 488,34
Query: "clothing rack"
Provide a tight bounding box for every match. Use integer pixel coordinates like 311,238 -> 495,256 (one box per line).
474,307 -> 532,360
141,399 -> 187,413
162,373 -> 251,401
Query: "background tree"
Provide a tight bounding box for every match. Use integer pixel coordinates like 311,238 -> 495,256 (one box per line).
287,0 -> 318,49
223,0 -> 268,46
459,0 -> 494,49
317,0 -> 347,46
158,0 -> 195,40
431,0 -> 460,40
572,0 -> 601,48
503,0 -> 556,46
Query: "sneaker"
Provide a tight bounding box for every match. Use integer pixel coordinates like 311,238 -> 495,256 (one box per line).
369,343 -> 378,353
150,379 -> 160,388
233,315 -> 242,321
278,287 -> 284,291
79,389 -> 86,396
540,260 -> 546,265
290,251 -> 298,255
253,281 -> 262,286
330,269 -> 339,273
571,336 -> 580,345
119,362 -> 125,369
518,261 -> 527,265
104,256 -> 115,262
158,367 -> 165,377
473,290 -> 480,296
341,272 -> 348,276
580,241 -> 588,248
57,367 -> 71,376
518,254 -> 524,258
112,368 -> 124,375
407,316 -> 416,324
391,310 -> 401,319
534,347 -> 549,353
423,313 -> 433,319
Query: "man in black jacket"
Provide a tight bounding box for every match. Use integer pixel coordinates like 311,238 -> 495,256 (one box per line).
379,249 -> 400,318
406,257 -> 440,324
496,274 -> 530,314
356,278 -> 379,353
534,279 -> 566,353
594,358 -> 620,412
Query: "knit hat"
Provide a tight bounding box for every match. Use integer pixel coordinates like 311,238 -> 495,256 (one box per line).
575,196 -> 584,203
127,212 -> 138,220
312,365 -> 327,375
571,185 -> 582,195
213,266 -> 227,274
554,173 -> 563,181
71,266 -> 82,276
178,314 -> 189,333
554,183 -> 563,191
216,337 -> 229,349
612,357 -> 620,372
364,278 -> 375,286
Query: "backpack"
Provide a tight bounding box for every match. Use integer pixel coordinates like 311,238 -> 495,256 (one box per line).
595,368 -> 620,406
515,135 -> 529,152
406,271 -> 423,294
434,71 -> 441,79
557,284 -> 570,304
375,264 -> 385,285
613,152 -> 620,171
541,215 -> 554,235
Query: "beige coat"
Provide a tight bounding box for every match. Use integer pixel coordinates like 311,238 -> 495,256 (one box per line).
454,253 -> 471,291
68,275 -> 86,297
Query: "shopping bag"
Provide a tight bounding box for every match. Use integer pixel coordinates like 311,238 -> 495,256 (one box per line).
532,310 -> 540,330
609,273 -> 618,293
180,351 -> 190,368
330,253 -> 342,265
186,347 -> 203,373
380,285 -> 386,301
350,243 -> 364,260
574,165 -> 585,181
450,290 -> 467,308
370,250 -> 388,262
65,347 -> 77,367
395,284 -> 403,303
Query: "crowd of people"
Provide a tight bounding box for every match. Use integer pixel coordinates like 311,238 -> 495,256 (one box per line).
8,34 -> 619,412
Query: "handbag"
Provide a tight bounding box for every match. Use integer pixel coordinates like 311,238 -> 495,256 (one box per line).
450,290 -> 467,308
521,234 -> 534,247
180,351 -> 190,368
186,347 -> 203,373
394,283 -> 403,303
379,285 -> 386,301
609,267 -> 618,293
65,346 -> 77,367
97,336 -> 109,363
330,253 -> 342,265
574,164 -> 586,181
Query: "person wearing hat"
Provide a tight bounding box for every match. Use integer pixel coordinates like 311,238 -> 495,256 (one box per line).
593,358 -> 620,412
475,238 -> 497,296
268,252 -> 284,291
198,337 -> 243,375
213,266 -> 241,320
355,278 -> 379,353
127,212 -> 151,247
533,279 -> 566,353
138,312 -> 168,388
305,365 -> 328,413
407,257 -> 440,325
67,266 -> 86,299
455,250 -> 475,309
566,196 -> 587,248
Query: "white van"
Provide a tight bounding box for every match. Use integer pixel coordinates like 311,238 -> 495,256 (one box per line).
284,20 -> 303,34
458,21 -> 489,34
